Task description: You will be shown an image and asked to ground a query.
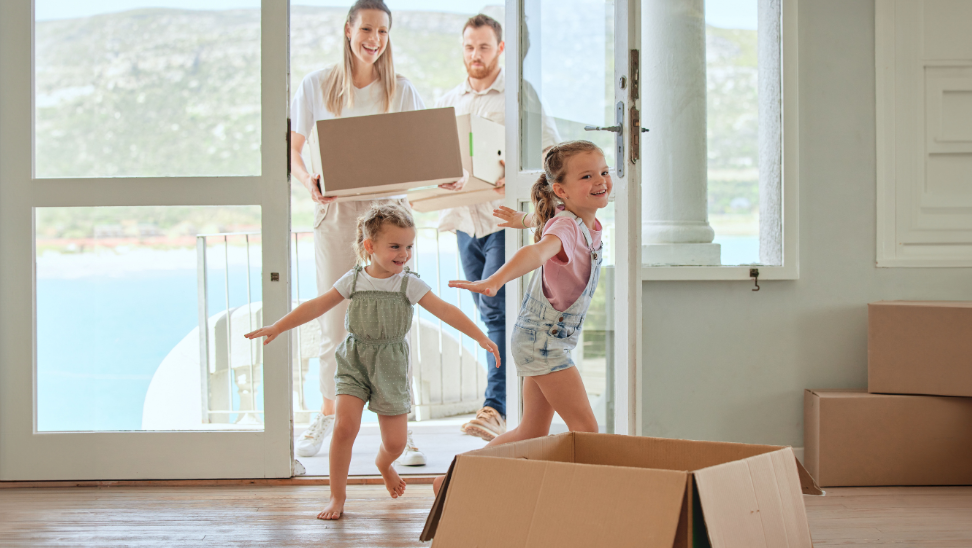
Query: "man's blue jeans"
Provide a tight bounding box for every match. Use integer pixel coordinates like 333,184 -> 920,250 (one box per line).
456,230 -> 506,418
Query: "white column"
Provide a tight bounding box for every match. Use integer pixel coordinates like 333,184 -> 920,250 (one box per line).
758,0 -> 783,265
641,0 -> 720,265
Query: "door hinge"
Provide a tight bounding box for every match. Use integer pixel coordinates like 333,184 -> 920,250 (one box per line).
286,118 -> 292,181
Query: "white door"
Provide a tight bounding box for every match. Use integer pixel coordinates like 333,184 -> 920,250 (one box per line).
0,1 -> 293,480
505,0 -> 642,435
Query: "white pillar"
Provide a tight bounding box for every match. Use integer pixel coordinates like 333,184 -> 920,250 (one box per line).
758,0 -> 783,265
641,0 -> 720,265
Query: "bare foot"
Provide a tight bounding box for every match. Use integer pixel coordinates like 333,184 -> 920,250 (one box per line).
317,497 -> 345,520
432,475 -> 445,496
377,458 -> 406,498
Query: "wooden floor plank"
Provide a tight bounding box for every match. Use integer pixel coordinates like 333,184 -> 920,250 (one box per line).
2,485 -> 972,546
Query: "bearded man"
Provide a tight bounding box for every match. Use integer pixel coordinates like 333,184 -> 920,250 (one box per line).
434,13 -> 560,441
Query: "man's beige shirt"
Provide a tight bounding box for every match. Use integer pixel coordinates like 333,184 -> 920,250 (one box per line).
435,67 -> 561,238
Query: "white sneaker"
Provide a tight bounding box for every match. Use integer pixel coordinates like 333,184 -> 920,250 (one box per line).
296,413 -> 334,457
396,430 -> 426,466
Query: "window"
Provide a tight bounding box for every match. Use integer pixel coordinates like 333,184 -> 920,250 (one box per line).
34,1 -> 262,178
641,0 -> 797,279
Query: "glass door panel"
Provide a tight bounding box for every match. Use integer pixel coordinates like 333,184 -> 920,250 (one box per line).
0,0 -> 291,480
36,206 -> 265,432
34,1 -> 263,178
509,0 -> 635,435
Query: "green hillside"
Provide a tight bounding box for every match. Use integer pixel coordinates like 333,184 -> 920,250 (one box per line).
34,7 -> 760,232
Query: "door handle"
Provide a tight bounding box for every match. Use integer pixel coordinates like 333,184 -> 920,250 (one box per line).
584,125 -> 622,133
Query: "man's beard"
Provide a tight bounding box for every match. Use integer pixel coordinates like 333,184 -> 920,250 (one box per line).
465,56 -> 498,79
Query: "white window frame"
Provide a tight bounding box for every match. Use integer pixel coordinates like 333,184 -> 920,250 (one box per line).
642,0 -> 799,281
0,0 -> 294,481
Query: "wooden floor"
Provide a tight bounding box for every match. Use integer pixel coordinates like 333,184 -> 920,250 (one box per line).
1,484 -> 971,546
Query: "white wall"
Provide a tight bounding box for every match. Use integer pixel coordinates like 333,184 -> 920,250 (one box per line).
641,0 -> 972,447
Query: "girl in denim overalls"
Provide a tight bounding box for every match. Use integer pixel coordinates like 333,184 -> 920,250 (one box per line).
246,203 -> 500,520
449,141 -> 609,455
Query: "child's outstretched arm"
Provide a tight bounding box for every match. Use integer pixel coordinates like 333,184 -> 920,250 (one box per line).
417,292 -> 501,368
449,234 -> 562,298
493,206 -> 538,229
244,288 -> 345,345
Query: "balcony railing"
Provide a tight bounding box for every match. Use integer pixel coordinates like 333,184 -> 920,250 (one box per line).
194,228 -> 489,425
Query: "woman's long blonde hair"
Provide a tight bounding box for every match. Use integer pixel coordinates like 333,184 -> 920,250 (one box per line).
322,0 -> 397,116
531,141 -> 603,243
353,202 -> 415,265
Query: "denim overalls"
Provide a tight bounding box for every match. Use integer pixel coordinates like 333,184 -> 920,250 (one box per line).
510,209 -> 603,377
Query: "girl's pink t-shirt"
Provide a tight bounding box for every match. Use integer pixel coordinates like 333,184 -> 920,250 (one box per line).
540,214 -> 602,312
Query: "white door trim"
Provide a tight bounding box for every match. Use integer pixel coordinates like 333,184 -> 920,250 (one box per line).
0,0 -> 293,480
504,0 -> 641,436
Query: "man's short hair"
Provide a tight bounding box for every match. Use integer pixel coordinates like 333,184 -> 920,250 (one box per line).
463,14 -> 502,43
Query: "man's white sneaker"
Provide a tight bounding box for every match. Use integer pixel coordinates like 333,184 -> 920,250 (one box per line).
296,413 -> 334,458
396,430 -> 426,466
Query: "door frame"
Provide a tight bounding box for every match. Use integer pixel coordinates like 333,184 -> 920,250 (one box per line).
503,0 -> 642,435
0,1 -> 294,480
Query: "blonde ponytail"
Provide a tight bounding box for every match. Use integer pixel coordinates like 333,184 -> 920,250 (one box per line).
531,172 -> 560,243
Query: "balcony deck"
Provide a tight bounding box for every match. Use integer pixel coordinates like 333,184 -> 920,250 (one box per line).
295,414 -> 570,477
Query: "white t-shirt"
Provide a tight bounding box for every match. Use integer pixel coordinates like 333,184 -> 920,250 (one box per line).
333,268 -> 431,305
291,65 -> 426,139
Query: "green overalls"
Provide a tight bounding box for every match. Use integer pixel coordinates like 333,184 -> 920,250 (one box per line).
334,266 -> 416,416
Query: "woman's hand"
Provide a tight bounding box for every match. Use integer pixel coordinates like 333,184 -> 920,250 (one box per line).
449,277 -> 502,297
478,337 -> 501,368
438,168 -> 469,192
493,206 -> 534,229
307,174 -> 337,205
245,325 -> 282,346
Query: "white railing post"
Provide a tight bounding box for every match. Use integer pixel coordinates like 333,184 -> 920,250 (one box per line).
196,236 -> 210,424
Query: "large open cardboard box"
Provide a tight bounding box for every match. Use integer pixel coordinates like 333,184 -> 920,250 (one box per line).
421,432 -> 822,548
804,389 -> 972,487
868,301 -> 972,398
311,107 -> 462,201
409,114 -> 505,212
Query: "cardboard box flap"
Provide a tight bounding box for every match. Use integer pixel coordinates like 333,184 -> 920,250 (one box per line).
430,455 -> 688,548
573,433 -> 783,472
420,458 -> 455,542
694,448 -> 813,548
869,300 -> 972,308
466,431 -> 575,462
420,434 -> 574,542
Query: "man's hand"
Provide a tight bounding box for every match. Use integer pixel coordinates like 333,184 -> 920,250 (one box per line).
493,159 -> 506,195
308,174 -> 337,205
439,168 -> 470,192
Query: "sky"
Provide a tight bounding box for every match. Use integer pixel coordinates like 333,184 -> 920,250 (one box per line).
35,0 -> 758,30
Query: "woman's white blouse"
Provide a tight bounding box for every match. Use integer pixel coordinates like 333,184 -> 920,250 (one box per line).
290,65 -> 426,139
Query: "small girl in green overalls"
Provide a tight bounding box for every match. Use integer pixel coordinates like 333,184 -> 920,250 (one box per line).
245,203 -> 499,521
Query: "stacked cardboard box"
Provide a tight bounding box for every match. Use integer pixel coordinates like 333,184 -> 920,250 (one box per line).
805,301 -> 972,487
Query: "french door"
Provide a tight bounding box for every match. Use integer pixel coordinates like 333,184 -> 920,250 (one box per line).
0,1 -> 293,480
505,0 -> 642,435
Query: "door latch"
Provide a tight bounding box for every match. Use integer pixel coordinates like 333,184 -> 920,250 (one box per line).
584,102 -> 625,178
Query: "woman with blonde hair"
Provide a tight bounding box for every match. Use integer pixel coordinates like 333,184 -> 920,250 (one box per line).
289,0 -> 426,464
